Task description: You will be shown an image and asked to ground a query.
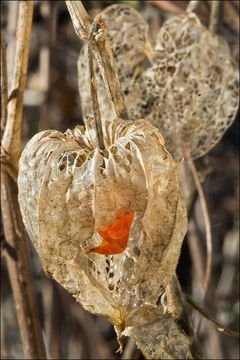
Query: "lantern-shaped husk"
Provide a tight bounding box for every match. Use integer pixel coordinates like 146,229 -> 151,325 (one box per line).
78,4 -> 239,160
18,117 -> 187,333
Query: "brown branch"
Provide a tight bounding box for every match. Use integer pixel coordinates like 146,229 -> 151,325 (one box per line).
186,0 -> 201,13
1,173 -> 46,359
181,160 -> 222,356
88,18 -> 105,150
65,0 -> 91,42
209,1 -> 224,34
187,218 -> 205,286
2,0 -> 33,176
1,1 -> 46,359
6,1 -> 19,91
184,146 -> 212,308
224,1 -> 239,33
66,0 -> 128,120
147,0 -> 183,15
185,294 -> 240,337
122,338 -> 141,360
1,32 -> 8,136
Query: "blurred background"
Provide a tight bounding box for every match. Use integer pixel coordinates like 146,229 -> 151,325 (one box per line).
1,1 -> 239,359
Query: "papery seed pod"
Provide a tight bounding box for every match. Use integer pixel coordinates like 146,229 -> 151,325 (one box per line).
78,4 -> 239,160
18,117 -> 187,338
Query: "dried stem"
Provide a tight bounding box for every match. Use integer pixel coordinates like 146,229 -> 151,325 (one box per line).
122,338 -> 140,359
127,275 -> 202,359
185,294 -> 240,337
182,154 -> 222,355
88,18 -> 105,150
186,0 -> 201,13
184,146 -> 212,308
6,1 -> 19,91
1,173 -> 46,359
1,32 -> 8,136
66,0 -> 91,41
66,0 -> 128,120
2,0 -> 33,178
209,1 -> 224,34
224,1 -> 239,33
1,1 -> 46,359
187,219 -> 205,286
148,0 -> 183,15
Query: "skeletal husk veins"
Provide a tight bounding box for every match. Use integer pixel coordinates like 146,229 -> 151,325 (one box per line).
18,117 -> 187,332
78,5 -> 239,160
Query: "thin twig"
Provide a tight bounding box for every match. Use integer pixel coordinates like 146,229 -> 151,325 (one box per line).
66,0 -> 91,41
165,275 -> 203,358
122,338 -> 141,360
39,1 -> 58,130
6,1 -> 18,91
224,1 -> 239,33
1,173 -> 46,360
1,1 -> 46,358
184,146 -> 212,307
186,0 -> 201,13
92,15 -> 128,120
48,283 -> 62,359
187,219 -> 205,286
209,1 -> 224,34
88,18 -> 105,150
66,0 -> 128,120
1,32 -> 8,136
147,0 -> 183,15
2,0 -> 33,176
185,294 -> 240,337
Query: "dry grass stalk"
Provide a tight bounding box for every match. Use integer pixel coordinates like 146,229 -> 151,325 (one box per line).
2,1 -> 32,179
147,0 -> 183,15
184,146 -> 212,307
186,295 -> 240,337
1,1 -> 46,358
6,1 -> 18,91
209,0 -> 224,34
1,32 -> 8,135
88,18 -> 105,150
186,0 -> 201,13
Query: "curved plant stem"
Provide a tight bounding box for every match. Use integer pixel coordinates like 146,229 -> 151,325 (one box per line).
1,1 -> 46,358
185,294 -> 240,337
88,19 -> 105,150
184,146 -> 212,308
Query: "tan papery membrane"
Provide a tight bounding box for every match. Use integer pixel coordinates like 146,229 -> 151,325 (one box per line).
18,116 -> 187,334
78,5 -> 239,160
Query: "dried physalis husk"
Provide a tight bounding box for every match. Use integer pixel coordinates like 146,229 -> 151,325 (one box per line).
18,117 -> 187,337
78,4 -> 239,160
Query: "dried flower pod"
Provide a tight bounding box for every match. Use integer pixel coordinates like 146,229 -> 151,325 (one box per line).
78,5 -> 239,160
18,117 -> 187,337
